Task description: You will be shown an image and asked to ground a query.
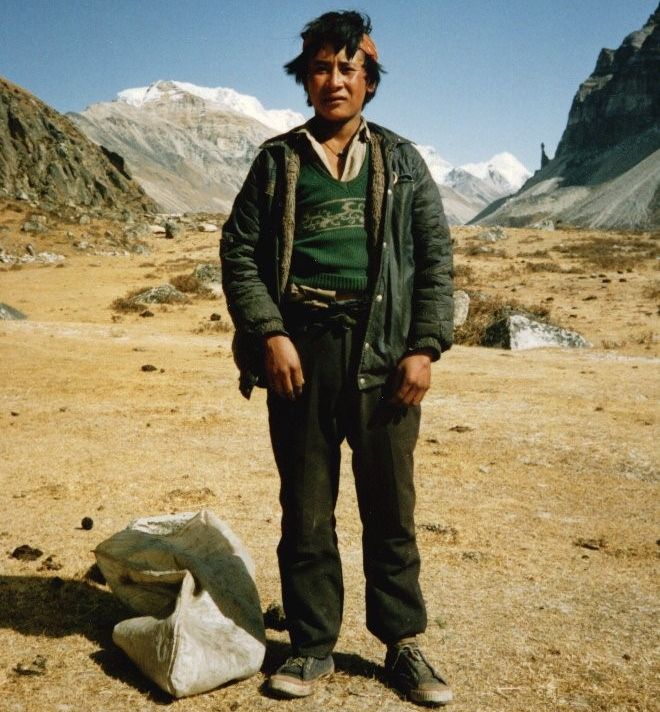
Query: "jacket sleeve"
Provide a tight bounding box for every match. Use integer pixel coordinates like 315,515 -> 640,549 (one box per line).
220,150 -> 287,338
407,146 -> 454,357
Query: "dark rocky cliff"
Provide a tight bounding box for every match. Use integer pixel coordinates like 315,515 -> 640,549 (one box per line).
0,76 -> 157,214
556,6 -> 659,156
473,5 -> 660,230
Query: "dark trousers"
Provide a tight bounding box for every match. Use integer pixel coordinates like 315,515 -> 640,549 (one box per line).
267,318 -> 427,657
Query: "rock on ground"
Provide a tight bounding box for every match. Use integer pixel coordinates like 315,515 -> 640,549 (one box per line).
0,303 -> 27,320
129,284 -> 188,307
483,312 -> 591,350
453,290 -> 470,327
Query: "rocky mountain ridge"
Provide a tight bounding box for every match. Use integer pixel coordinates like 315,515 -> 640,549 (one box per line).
0,76 -> 156,216
474,5 -> 660,230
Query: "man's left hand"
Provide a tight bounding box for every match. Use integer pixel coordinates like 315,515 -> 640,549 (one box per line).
389,351 -> 433,406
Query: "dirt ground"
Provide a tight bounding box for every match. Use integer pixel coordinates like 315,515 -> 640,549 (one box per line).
0,202 -> 658,711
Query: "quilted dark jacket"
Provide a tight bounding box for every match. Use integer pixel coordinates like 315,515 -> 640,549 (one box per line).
221,122 -> 453,398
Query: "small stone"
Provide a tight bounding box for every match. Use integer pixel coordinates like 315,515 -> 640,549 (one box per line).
165,221 -> 183,239
210,312 -> 222,321
194,264 -> 222,284
418,523 -> 459,544
476,226 -> 507,242
38,555 -> 63,571
449,425 -> 472,433
574,537 -> 606,551
14,655 -> 47,676
21,221 -> 46,234
81,517 -> 94,530
79,215 -> 90,225
198,222 -> 219,233
141,364 -> 158,372
139,310 -> 154,318
11,544 -> 43,561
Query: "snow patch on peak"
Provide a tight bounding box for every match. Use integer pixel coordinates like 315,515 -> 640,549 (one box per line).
116,80 -> 304,133
415,145 -> 453,183
460,152 -> 531,192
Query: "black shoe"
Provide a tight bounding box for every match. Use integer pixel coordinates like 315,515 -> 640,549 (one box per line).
269,654 -> 334,698
385,642 -> 453,706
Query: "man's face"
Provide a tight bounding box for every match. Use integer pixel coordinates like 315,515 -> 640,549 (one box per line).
305,43 -> 375,124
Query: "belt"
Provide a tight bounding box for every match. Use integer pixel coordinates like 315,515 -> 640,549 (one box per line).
334,290 -> 366,303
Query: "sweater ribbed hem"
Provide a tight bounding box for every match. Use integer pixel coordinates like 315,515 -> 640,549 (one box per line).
293,274 -> 369,292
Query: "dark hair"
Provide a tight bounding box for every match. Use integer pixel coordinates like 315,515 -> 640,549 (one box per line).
284,11 -> 384,106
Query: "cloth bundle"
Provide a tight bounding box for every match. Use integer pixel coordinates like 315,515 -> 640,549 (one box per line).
94,509 -> 266,698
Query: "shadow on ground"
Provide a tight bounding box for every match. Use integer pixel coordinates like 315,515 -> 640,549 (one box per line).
0,574 -> 172,703
0,574 -> 125,644
1,575 -> 383,703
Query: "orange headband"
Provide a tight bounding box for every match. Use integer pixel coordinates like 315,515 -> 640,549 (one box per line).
358,35 -> 378,62
303,33 -> 379,62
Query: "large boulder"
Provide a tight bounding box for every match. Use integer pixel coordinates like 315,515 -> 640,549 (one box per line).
483,311 -> 591,350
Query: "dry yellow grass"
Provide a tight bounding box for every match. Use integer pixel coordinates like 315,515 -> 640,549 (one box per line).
0,203 -> 658,711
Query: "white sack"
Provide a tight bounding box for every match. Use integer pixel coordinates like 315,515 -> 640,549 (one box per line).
94,509 -> 266,698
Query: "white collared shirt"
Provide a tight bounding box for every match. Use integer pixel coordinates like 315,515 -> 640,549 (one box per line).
296,118 -> 371,182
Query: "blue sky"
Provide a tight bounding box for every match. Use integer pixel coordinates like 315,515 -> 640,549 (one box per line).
1,0 -> 655,169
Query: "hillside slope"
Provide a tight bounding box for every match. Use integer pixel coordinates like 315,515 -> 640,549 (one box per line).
0,76 -> 156,215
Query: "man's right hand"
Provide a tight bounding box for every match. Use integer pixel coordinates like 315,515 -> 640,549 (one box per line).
264,334 -> 304,400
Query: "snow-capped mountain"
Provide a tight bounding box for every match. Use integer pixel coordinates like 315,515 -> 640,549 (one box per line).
415,145 -> 453,184
69,79 -> 529,221
416,146 -> 531,224
69,80 -> 305,213
459,152 -> 531,195
117,80 -> 303,134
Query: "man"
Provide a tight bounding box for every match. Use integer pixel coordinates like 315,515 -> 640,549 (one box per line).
221,11 -> 454,706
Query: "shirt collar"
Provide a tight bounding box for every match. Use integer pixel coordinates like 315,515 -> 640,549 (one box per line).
295,116 -> 371,143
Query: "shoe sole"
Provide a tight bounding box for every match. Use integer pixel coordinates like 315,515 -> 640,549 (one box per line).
269,664 -> 334,698
409,686 -> 454,705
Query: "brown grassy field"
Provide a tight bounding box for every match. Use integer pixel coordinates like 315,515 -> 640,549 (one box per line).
0,201 -> 658,711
